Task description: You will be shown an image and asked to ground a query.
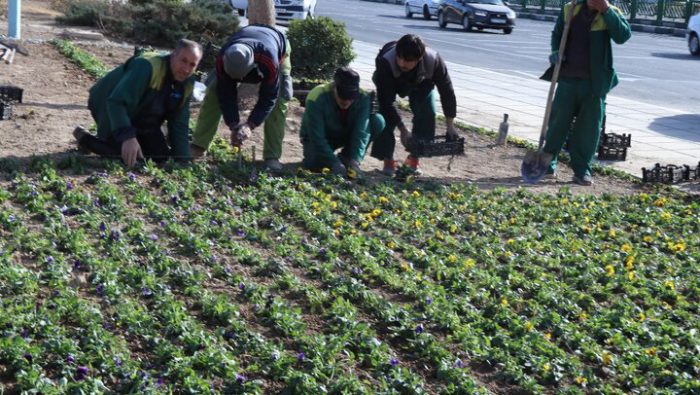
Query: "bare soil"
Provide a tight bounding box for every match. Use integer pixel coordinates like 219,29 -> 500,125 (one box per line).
0,0 -> 671,196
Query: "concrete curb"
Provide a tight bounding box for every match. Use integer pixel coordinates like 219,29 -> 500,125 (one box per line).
360,0 -> 688,37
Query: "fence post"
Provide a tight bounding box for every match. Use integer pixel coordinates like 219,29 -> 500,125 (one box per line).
686,0 -> 694,23
630,0 -> 638,20
521,0 -> 527,9
656,0 -> 664,24
541,0 -> 545,12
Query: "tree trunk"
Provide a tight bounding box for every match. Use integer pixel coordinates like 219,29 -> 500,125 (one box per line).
247,0 -> 276,26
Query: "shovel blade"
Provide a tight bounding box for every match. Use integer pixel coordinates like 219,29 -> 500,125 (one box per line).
521,151 -> 553,184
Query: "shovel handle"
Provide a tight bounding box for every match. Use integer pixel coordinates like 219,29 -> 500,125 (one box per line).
538,0 -> 576,150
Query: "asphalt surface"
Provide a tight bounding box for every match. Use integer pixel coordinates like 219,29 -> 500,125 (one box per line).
318,0 -> 700,114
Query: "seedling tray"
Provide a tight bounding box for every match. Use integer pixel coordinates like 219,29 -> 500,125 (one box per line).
0,101 -> 12,120
599,132 -> 631,148
407,135 -> 465,158
642,163 -> 691,184
0,85 -> 23,103
597,145 -> 627,161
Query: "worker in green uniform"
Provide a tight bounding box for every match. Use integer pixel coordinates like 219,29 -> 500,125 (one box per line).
541,0 -> 631,185
300,67 -> 385,176
73,39 -> 202,167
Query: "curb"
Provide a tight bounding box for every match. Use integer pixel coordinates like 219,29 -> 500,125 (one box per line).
360,0 -> 688,37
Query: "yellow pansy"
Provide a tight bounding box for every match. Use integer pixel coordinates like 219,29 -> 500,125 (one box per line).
605,265 -> 615,277
653,197 -> 667,207
602,352 -> 613,365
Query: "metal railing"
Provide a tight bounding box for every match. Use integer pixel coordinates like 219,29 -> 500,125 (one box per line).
518,0 -> 700,24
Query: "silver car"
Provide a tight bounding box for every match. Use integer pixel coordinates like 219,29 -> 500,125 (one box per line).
405,0 -> 442,20
688,12 -> 700,55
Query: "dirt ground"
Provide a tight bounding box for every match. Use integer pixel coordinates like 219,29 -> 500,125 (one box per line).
0,0 -> 687,196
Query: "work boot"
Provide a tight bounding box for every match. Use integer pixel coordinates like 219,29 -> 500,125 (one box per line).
337,153 -> 351,168
264,158 -> 283,172
190,143 -> 207,159
572,174 -> 593,186
544,168 -> 557,180
72,126 -> 91,153
382,159 -> 397,177
404,156 -> 423,176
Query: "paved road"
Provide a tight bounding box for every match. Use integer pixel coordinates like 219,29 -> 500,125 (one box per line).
318,0 -> 700,114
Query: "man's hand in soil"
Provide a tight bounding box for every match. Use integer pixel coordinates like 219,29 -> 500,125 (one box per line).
587,0 -> 609,13
331,161 -> 347,176
121,137 -> 144,168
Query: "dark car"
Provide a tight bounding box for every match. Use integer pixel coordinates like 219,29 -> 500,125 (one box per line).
437,0 -> 516,34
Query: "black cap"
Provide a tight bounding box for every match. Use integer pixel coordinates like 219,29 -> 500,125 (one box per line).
334,67 -> 360,100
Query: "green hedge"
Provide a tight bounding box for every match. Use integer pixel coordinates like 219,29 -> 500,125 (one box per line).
287,16 -> 355,83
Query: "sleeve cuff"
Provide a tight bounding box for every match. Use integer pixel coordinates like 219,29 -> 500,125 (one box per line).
112,126 -> 137,143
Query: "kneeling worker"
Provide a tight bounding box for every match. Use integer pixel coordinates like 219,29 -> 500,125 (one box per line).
73,39 -> 202,167
300,67 -> 385,176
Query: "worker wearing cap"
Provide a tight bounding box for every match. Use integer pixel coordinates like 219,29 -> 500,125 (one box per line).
300,67 -> 385,176
191,24 -> 292,171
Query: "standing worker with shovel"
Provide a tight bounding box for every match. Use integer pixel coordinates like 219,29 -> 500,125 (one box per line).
523,0 -> 630,185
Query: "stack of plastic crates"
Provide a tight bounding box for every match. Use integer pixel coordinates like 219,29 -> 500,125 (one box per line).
597,132 -> 631,161
0,85 -> 23,121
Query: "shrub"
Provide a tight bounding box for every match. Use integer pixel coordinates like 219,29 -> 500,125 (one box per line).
55,0 -> 109,27
287,16 -> 355,83
53,0 -> 238,56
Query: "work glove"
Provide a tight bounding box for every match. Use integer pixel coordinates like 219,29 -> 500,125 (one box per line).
446,125 -> 459,140
549,52 -> 565,65
229,122 -> 252,148
331,161 -> 347,176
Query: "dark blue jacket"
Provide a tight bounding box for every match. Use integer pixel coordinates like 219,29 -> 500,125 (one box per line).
216,25 -> 287,128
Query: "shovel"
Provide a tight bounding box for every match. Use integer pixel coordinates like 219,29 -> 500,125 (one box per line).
521,0 -> 575,183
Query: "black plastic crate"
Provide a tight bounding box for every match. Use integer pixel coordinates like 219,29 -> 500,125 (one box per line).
0,101 -> 12,120
0,85 -> 23,103
406,135 -> 465,158
642,163 -> 691,184
599,132 -> 631,148
690,162 -> 700,180
597,145 -> 627,161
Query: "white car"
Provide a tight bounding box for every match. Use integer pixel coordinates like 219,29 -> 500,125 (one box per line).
405,0 -> 442,20
688,12 -> 700,55
229,0 -> 317,21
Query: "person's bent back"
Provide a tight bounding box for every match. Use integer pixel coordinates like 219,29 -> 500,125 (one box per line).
74,39 -> 202,167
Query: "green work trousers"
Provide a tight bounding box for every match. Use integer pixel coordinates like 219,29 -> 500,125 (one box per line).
191,76 -> 288,160
303,114 -> 386,170
370,89 -> 436,161
543,77 -> 606,178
